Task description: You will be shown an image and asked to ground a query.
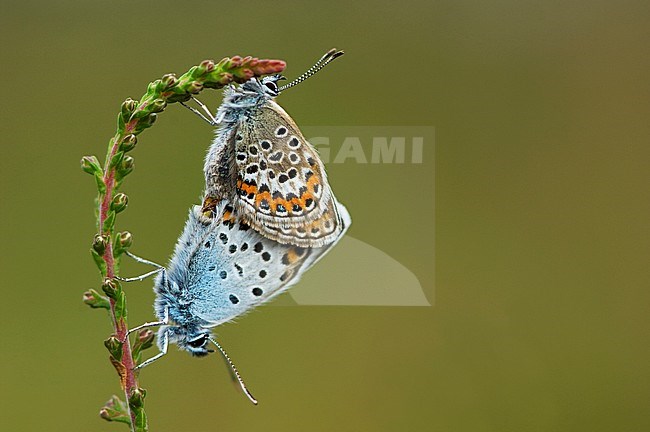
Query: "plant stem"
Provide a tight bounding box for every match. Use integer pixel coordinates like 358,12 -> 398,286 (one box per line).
101,127 -> 139,430
85,55 -> 286,432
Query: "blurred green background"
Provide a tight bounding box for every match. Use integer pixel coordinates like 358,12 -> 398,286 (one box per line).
1,1 -> 649,431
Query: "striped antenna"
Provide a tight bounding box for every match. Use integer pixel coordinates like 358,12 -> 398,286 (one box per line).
209,337 -> 258,405
278,48 -> 344,92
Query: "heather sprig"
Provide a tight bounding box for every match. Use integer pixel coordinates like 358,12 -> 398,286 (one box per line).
82,55 -> 286,431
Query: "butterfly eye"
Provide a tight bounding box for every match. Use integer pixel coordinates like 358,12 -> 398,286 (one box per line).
264,81 -> 278,94
187,335 -> 208,349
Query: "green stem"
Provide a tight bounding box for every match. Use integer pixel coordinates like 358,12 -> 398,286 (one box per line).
100,128 -> 139,430
85,55 -> 286,432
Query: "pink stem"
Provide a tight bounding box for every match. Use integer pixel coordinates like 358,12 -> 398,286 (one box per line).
99,121 -> 140,430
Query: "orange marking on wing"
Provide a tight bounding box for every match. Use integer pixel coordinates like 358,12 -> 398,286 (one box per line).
239,172 -> 322,216
222,206 -> 236,224
255,191 -> 272,206
222,211 -> 235,224
286,247 -> 302,263
306,173 -> 320,195
201,196 -> 219,217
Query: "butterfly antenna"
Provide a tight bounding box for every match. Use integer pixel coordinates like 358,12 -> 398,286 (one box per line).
278,48 -> 344,92
209,337 -> 258,405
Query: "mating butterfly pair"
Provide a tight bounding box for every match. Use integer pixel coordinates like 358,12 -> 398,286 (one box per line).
123,49 -> 350,404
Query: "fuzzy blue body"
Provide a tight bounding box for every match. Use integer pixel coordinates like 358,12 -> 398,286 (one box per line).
152,200 -> 350,355
143,61 -> 350,361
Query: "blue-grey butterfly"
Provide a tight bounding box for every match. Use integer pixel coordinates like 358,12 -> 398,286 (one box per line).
121,49 -> 349,404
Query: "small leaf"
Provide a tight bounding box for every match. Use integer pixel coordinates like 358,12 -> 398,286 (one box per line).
186,65 -> 198,78
129,107 -> 150,120
165,88 -> 192,103
99,395 -> 131,425
104,336 -> 124,362
109,151 -> 125,169
117,112 -> 126,134
83,289 -> 110,309
91,249 -> 107,275
114,289 -> 127,322
94,173 -> 107,195
103,210 -> 116,233
109,356 -> 128,388
134,114 -> 157,133
81,155 -> 102,176
146,80 -> 162,96
133,406 -> 148,432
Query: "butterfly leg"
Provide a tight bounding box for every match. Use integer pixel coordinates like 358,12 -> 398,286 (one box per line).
134,328 -> 169,370
191,96 -> 218,123
114,268 -> 162,283
127,308 -> 170,369
114,251 -> 165,282
127,306 -> 169,337
180,96 -> 218,126
124,251 -> 163,268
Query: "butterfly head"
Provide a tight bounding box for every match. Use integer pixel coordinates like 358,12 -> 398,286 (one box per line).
219,49 -> 344,122
239,74 -> 286,99
168,327 -> 212,357
227,49 -> 344,100
259,75 -> 286,97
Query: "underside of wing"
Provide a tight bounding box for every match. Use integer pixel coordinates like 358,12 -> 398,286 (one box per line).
187,201 -> 340,326
230,102 -> 344,246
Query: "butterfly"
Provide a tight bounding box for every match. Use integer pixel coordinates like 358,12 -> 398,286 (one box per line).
198,48 -> 346,248
121,49 -> 349,404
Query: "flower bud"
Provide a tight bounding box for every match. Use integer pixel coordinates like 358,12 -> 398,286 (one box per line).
132,329 -> 155,359
150,98 -> 167,113
128,387 -> 147,409
161,73 -> 177,89
120,134 -> 137,152
101,278 -> 120,299
117,156 -> 135,178
118,231 -> 132,249
83,289 -> 110,310
188,81 -> 203,94
92,234 -> 108,255
99,396 -> 130,424
198,59 -> 215,75
136,329 -> 154,350
99,408 -> 111,421
81,155 -> 102,176
121,98 -> 137,118
111,193 -> 128,213
139,113 -> 157,129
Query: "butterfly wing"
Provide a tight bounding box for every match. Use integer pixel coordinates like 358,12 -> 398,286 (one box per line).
172,201 -> 349,327
230,100 -> 344,247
